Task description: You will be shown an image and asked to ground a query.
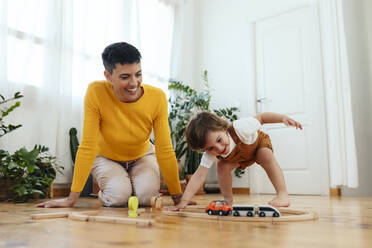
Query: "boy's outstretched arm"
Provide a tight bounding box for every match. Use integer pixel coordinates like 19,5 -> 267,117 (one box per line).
170,165 -> 210,211
255,112 -> 302,129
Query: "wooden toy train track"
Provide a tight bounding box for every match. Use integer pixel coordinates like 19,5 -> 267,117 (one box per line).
162,205 -> 318,222
31,209 -> 154,226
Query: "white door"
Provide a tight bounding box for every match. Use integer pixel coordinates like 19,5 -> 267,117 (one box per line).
251,5 -> 329,195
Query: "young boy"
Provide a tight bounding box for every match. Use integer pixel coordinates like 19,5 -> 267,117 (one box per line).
172,111 -> 302,210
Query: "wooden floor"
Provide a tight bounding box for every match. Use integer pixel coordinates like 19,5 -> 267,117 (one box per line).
1,194 -> 372,248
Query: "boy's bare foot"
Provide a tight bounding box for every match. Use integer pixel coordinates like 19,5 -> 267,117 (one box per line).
268,193 -> 290,207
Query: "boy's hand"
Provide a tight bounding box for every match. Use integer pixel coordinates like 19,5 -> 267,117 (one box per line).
282,116 -> 303,130
168,200 -> 189,211
167,199 -> 197,211
171,193 -> 197,206
172,198 -> 197,207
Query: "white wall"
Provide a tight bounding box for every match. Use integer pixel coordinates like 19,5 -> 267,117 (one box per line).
180,0 -> 372,194
171,0 -> 200,85
341,0 -> 372,196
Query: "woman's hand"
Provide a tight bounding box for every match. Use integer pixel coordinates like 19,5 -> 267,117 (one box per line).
36,198 -> 75,208
282,116 -> 303,130
36,191 -> 80,208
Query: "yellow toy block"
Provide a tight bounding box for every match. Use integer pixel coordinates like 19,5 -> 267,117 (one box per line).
128,196 -> 139,218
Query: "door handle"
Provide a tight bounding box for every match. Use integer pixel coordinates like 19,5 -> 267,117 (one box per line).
256,97 -> 268,113
256,97 -> 267,103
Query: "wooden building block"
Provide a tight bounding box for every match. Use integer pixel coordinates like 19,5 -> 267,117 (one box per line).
31,211 -> 99,220
69,213 -> 154,226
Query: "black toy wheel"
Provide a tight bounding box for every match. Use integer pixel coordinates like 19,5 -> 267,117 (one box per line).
259,212 -> 265,217
219,210 -> 223,216
208,210 -> 213,215
247,212 -> 254,217
273,212 -> 280,217
233,211 -> 240,216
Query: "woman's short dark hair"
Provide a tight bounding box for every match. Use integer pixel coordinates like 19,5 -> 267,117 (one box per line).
102,42 -> 141,74
186,112 -> 229,151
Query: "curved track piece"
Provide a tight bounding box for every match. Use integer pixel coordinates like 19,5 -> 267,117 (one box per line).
162,206 -> 318,222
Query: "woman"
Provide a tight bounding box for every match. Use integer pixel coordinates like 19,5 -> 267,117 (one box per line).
37,42 -> 183,208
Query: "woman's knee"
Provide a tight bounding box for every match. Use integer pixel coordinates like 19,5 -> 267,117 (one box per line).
133,172 -> 160,206
135,185 -> 159,206
98,176 -> 132,207
131,159 -> 160,206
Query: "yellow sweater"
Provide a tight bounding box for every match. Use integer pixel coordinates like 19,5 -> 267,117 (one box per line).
71,81 -> 181,195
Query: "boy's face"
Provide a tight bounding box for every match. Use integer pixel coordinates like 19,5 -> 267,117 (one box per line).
104,62 -> 143,103
203,130 -> 230,157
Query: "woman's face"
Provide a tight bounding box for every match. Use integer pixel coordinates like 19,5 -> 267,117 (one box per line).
104,62 -> 143,103
203,130 -> 230,156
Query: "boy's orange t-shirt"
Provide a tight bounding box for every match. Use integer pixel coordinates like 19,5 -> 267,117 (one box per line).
71,81 -> 181,195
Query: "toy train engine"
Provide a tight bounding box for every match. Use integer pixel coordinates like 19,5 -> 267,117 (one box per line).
257,205 -> 281,217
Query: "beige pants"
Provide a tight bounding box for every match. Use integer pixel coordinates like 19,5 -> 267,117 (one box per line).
91,143 -> 160,207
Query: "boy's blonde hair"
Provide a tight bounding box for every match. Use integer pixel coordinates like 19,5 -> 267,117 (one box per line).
186,112 -> 229,151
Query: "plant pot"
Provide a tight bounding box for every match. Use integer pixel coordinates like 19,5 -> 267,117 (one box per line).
185,174 -> 205,195
159,179 -> 187,195
159,159 -> 185,195
93,180 -> 100,195
0,178 -> 12,201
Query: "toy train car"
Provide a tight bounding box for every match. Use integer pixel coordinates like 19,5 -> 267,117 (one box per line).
205,201 -> 280,217
232,204 -> 280,217
232,204 -> 255,217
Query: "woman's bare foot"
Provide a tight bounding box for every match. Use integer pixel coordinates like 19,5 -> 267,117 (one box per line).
268,192 -> 290,207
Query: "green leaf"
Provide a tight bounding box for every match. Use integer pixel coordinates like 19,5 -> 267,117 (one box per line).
14,92 -> 23,98
234,168 -> 245,178
28,149 -> 40,162
34,182 -> 43,187
8,161 -> 19,170
14,186 -> 27,196
26,165 -> 35,174
31,189 -> 45,196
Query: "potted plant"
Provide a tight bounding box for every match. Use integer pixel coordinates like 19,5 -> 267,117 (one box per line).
0,92 -> 63,202
168,71 -> 243,194
168,71 -> 210,194
0,145 -> 63,202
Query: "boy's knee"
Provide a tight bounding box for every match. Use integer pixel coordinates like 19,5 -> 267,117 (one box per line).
256,148 -> 275,166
